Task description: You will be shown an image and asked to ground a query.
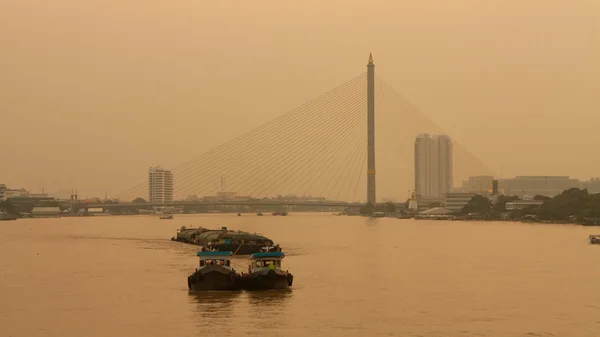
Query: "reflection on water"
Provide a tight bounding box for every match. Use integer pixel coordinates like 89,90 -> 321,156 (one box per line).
246,291 -> 294,336
189,291 -> 241,318
247,290 -> 293,307
187,290 -> 293,335
188,291 -> 241,336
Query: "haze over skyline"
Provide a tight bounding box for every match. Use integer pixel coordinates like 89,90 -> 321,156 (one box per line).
1,0 -> 599,198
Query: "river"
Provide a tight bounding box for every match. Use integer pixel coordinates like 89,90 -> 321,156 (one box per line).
1,213 -> 599,336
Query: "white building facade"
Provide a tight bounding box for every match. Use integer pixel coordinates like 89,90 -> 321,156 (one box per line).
0,184 -> 29,201
148,167 -> 174,203
445,192 -> 476,213
414,134 -> 453,199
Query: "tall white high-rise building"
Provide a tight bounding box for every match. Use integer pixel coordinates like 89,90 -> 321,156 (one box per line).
414,134 -> 453,199
148,167 -> 174,203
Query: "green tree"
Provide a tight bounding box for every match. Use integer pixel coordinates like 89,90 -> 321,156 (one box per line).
538,188 -> 590,220
0,200 -> 18,215
132,197 -> 147,203
461,195 -> 492,215
580,193 -> 600,218
534,195 -> 551,201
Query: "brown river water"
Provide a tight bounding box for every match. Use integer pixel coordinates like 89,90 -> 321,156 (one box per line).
1,213 -> 599,337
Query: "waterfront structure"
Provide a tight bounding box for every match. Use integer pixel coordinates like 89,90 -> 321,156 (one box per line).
31,206 -> 61,218
414,134 -> 453,199
497,176 -> 580,197
148,166 -> 174,203
444,192 -> 475,213
505,200 -> 544,210
407,192 -> 419,211
0,184 -> 29,201
367,53 -> 376,204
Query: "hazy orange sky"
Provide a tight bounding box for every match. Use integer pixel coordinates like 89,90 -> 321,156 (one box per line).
1,0 -> 599,199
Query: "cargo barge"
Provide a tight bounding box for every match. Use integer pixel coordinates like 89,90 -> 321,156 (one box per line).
171,226 -> 275,255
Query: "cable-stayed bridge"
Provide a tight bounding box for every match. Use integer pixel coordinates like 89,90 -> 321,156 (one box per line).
116,55 -> 494,205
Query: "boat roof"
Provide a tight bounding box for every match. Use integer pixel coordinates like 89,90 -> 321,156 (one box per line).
250,251 -> 285,259
197,251 -> 233,257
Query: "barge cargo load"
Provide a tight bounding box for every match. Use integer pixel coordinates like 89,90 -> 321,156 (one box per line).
171,226 -> 275,255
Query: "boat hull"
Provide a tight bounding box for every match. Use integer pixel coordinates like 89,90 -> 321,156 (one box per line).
239,270 -> 293,290
188,267 -> 240,291
172,242 -> 268,255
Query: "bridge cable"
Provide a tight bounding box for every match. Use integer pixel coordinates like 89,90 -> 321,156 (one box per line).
177,76 -> 367,198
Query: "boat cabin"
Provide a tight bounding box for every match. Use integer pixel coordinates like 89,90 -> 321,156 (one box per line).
196,251 -> 233,268
248,251 -> 285,273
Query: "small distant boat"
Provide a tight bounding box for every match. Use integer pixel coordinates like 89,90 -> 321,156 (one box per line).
257,212 -> 263,216
272,212 -> 281,216
238,248 -> 293,290
281,211 -> 288,216
237,213 -> 241,216
187,251 -> 240,291
159,215 -> 173,220
589,235 -> 600,244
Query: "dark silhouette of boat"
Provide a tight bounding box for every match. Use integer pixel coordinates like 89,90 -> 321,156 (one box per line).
187,251 -> 241,291
257,212 -> 263,216
238,248 -> 293,290
159,215 -> 173,220
171,226 -> 275,255
589,235 -> 600,244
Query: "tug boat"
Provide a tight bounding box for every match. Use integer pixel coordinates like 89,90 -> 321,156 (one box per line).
187,251 -> 240,291
239,247 -> 293,290
589,235 -> 600,244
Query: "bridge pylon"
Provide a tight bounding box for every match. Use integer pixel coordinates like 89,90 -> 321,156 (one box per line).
367,53 -> 376,205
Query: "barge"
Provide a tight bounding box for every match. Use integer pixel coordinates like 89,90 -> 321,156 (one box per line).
171,226 -> 275,255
